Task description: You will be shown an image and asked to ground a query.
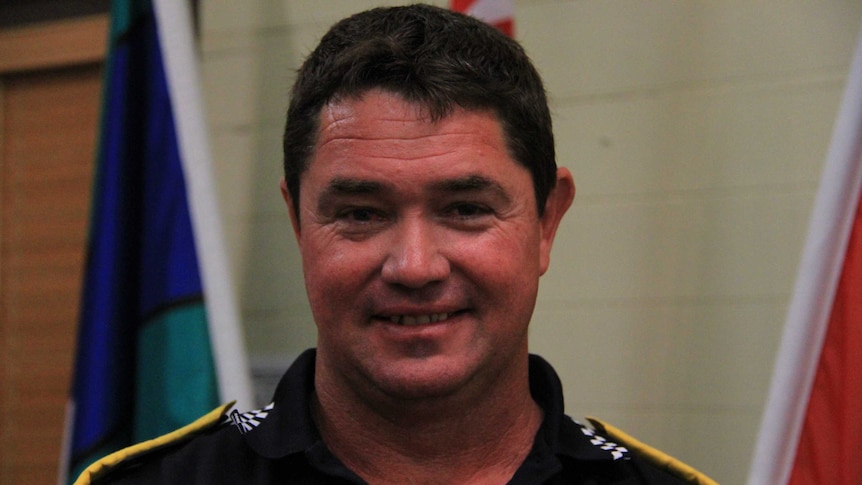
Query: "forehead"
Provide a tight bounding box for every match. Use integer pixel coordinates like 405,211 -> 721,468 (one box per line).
299,90 -> 538,212
322,92 -> 497,137
311,91 -> 511,170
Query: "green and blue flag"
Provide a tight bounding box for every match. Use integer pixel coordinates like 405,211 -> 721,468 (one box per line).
61,1 -> 252,481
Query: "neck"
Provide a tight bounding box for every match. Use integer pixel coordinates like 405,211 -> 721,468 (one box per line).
312,358 -> 543,485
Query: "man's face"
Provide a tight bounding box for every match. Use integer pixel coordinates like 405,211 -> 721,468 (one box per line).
284,89 -> 571,403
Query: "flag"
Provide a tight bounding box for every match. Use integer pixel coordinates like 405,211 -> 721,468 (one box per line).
451,0 -> 515,37
59,0 -> 253,482
748,26 -> 862,485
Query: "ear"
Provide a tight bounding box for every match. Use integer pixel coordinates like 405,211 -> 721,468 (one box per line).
538,167 -> 575,275
281,178 -> 302,242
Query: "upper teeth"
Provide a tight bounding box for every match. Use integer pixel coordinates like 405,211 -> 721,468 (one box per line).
389,313 -> 449,326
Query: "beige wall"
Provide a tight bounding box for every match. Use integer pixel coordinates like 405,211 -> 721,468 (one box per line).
199,2 -> 862,483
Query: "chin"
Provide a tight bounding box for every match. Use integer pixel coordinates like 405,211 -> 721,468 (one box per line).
376,378 -> 468,403
366,354 -> 485,402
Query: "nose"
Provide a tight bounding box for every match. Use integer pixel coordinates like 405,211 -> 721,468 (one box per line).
381,217 -> 450,288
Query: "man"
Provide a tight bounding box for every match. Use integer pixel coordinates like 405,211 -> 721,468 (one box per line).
76,5 -> 715,484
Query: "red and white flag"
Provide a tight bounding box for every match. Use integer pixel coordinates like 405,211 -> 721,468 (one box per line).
451,0 -> 514,37
748,27 -> 862,485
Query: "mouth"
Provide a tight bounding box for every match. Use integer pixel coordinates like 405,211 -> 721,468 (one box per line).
386,313 -> 450,326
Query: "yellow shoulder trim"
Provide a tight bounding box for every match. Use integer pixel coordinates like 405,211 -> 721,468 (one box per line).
73,402 -> 235,485
587,417 -> 718,485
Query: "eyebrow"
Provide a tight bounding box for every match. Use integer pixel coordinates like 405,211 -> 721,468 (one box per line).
430,174 -> 504,193
430,175 -> 512,203
316,177 -> 388,213
317,174 -> 512,208
324,177 -> 387,195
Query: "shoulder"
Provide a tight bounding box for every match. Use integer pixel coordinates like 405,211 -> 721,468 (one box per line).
586,417 -> 718,485
73,403 -> 240,485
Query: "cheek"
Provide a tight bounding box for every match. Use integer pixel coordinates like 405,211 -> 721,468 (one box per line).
477,221 -> 542,265
302,256 -> 365,338
299,231 -> 383,308
450,226 -> 543,290
303,250 -> 364,295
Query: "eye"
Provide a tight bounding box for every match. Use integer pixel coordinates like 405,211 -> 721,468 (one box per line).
335,206 -> 389,225
447,203 -> 493,219
330,206 -> 391,240
340,207 -> 375,222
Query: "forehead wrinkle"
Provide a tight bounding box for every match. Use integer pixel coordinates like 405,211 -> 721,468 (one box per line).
319,131 -> 465,145
314,135 -> 470,167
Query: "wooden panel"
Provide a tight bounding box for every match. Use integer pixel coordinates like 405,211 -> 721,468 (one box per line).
0,64 -> 101,484
0,15 -> 108,73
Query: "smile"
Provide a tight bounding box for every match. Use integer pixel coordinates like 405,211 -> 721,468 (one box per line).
388,313 -> 450,326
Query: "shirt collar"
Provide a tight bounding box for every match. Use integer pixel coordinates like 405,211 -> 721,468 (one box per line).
242,348 -> 320,459
240,349 -> 630,464
528,354 -> 632,462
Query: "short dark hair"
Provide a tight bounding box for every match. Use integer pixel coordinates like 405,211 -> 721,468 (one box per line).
283,4 -> 555,216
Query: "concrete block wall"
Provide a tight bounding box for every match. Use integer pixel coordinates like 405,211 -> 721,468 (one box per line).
199,2 -> 862,482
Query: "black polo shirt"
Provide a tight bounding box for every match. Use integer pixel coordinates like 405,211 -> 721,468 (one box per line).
92,349 -> 694,484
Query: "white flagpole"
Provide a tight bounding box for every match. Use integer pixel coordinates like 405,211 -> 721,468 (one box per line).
152,0 -> 254,411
